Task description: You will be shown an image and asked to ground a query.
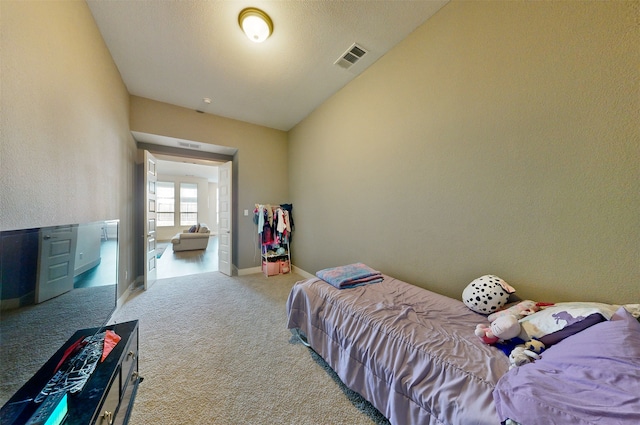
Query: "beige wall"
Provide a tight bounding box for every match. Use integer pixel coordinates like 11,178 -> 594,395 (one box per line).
288,1 -> 639,303
130,96 -> 288,271
3,0 -> 636,303
0,1 -> 137,298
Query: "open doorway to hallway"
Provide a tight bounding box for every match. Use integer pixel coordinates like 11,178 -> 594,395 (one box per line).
135,136 -> 237,282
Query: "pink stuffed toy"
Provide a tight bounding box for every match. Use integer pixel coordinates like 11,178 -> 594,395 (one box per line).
475,323 -> 500,344
475,314 -> 521,344
487,300 -> 540,322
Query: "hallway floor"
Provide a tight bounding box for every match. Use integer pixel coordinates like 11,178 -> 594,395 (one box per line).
157,236 -> 219,279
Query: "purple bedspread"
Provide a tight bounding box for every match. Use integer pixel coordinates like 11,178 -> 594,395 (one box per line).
494,307 -> 640,425
286,276 -> 510,425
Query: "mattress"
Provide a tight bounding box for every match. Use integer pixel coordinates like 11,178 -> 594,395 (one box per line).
286,275 -> 510,425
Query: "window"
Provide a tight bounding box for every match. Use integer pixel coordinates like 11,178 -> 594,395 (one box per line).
180,183 -> 198,226
157,182 -> 175,226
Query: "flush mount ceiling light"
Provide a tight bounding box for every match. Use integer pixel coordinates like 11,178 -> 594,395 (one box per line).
238,7 -> 273,43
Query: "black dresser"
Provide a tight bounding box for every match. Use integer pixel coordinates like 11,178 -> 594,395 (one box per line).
1,320 -> 141,425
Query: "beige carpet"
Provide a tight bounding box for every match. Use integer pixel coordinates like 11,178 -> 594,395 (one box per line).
111,271 -> 389,425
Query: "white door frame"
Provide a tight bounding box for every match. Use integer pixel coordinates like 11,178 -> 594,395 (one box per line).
143,150 -> 158,290
137,143 -> 235,280
217,161 -> 232,276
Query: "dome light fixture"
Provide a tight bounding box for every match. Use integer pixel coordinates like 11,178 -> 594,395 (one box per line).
238,7 -> 273,43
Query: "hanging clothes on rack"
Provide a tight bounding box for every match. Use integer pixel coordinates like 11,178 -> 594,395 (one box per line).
254,203 -> 294,276
255,204 -> 266,232
280,203 -> 294,231
274,208 -> 291,245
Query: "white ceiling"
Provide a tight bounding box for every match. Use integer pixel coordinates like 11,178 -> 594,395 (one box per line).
156,155 -> 222,183
87,0 -> 449,132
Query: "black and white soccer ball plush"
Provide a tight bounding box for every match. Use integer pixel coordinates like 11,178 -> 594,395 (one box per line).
462,275 -> 516,314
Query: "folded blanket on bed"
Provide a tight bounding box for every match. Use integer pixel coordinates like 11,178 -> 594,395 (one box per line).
316,263 -> 383,289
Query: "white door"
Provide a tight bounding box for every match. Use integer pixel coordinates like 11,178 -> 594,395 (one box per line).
144,150 -> 158,290
36,225 -> 78,303
218,161 -> 232,276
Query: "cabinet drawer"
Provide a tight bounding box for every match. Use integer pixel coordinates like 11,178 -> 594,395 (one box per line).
112,370 -> 142,425
95,371 -> 121,425
120,330 -> 138,393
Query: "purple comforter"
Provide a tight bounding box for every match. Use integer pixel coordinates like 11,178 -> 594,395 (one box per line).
286,275 -> 510,425
494,307 -> 640,425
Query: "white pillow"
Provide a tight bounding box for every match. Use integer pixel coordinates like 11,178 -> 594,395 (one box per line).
518,302 -> 620,341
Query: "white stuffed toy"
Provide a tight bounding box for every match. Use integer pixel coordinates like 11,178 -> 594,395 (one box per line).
487,300 -> 540,322
475,314 -> 521,344
463,275 -> 516,314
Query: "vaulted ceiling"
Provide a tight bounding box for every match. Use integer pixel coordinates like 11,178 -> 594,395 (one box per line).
87,0 -> 448,132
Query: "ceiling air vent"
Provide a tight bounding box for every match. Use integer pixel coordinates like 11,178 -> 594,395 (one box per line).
334,43 -> 367,70
178,141 -> 201,149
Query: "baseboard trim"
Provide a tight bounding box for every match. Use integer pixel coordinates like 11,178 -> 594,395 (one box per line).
292,266 -> 314,279
112,276 -> 144,325
236,264 -> 313,279
237,266 -> 262,276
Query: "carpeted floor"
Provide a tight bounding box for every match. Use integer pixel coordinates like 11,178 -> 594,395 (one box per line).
111,271 -> 389,425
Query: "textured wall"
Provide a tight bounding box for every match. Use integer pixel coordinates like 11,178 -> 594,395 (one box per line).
0,1 -> 137,296
129,97 -> 289,271
288,1 -> 639,303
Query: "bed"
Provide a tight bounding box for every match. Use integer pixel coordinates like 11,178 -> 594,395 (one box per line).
286,268 -> 640,425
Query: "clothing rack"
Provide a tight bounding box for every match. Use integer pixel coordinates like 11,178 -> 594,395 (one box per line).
254,204 -> 293,277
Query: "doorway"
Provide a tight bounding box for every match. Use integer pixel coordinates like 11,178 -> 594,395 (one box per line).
137,141 -> 235,282
154,155 -> 221,280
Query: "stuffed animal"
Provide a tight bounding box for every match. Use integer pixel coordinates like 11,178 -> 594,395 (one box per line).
475,323 -> 499,344
463,275 -> 515,314
487,300 -> 540,322
508,339 -> 545,369
509,346 -> 540,369
523,338 -> 545,354
475,314 -> 521,344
